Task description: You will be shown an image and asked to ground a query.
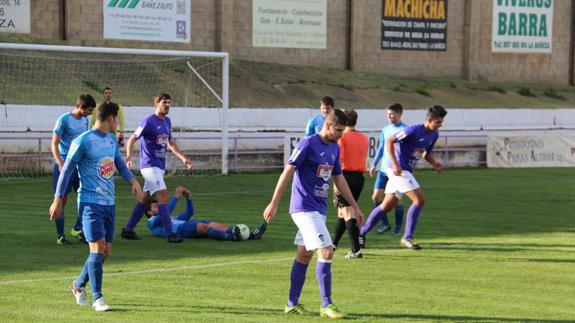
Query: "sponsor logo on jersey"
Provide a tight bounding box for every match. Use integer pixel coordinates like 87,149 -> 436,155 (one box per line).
98,158 -> 116,179
316,163 -> 333,181
313,183 -> 330,199
156,134 -> 169,145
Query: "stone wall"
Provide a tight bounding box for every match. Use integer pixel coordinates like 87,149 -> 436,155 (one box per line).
3,0 -> 574,84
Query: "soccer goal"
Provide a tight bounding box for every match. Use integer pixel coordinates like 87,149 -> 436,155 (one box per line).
0,42 -> 230,177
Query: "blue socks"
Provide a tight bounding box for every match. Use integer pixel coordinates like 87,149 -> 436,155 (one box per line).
316,260 -> 332,308
403,204 -> 422,240
207,227 -> 234,241
55,214 -> 65,237
76,253 -> 104,301
360,207 -> 387,236
157,204 -> 173,233
287,260 -> 308,307
125,202 -> 147,231
394,204 -> 405,232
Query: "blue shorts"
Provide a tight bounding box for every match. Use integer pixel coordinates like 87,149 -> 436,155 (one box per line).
373,170 -> 389,189
177,220 -> 211,238
53,163 -> 80,195
79,203 -> 116,243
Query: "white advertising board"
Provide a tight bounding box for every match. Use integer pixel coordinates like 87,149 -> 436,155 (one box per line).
103,0 -> 191,43
487,134 -> 575,167
253,0 -> 327,49
0,0 -> 30,34
492,0 -> 553,53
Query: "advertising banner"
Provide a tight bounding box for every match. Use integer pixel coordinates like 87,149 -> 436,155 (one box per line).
0,0 -> 30,34
103,0 -> 191,43
284,135 -> 382,165
381,0 -> 448,51
252,0 -> 327,49
492,0 -> 553,53
487,134 -> 575,167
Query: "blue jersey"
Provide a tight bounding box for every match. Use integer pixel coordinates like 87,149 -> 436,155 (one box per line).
387,124 -> 439,173
53,112 -> 89,159
288,134 -> 342,215
133,114 -> 172,170
372,122 -> 407,173
304,114 -> 324,136
67,130 -> 129,205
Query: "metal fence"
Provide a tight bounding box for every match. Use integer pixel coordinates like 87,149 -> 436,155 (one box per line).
0,134 -> 487,175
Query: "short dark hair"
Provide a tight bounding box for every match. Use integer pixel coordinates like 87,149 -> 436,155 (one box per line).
97,101 -> 119,122
320,96 -> 334,107
154,92 -> 171,103
77,94 -> 96,109
103,87 -> 112,92
388,103 -> 403,114
343,108 -> 358,127
427,105 -> 447,119
326,109 -> 348,127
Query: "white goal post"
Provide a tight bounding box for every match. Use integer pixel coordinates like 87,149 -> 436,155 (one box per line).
0,43 -> 230,175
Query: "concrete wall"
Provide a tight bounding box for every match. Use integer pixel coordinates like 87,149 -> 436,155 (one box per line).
3,0 -> 575,84
1,105 -> 574,133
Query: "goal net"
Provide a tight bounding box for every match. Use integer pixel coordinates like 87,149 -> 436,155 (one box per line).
0,43 -> 230,178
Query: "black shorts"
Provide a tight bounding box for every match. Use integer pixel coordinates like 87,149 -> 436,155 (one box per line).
336,171 -> 365,207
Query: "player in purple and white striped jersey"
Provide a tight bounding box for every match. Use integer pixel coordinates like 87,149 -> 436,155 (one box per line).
123,93 -> 193,243
362,105 -> 447,250
263,109 -> 363,319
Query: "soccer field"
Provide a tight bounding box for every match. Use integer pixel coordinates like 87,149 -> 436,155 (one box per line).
0,168 -> 573,322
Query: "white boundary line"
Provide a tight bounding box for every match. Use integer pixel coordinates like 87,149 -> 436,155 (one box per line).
0,257 -> 294,286
1,237 -> 573,286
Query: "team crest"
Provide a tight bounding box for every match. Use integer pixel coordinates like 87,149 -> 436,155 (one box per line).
316,163 -> 333,181
98,158 -> 115,179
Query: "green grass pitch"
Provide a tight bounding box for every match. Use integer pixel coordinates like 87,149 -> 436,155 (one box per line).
0,168 -> 574,322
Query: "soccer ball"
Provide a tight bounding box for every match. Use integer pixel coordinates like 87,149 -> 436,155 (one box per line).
236,224 -> 250,241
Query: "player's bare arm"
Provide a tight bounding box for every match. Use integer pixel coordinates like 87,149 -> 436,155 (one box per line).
125,135 -> 138,169
424,151 -> 443,173
263,165 -> 295,223
49,197 -> 64,221
168,138 -> 193,170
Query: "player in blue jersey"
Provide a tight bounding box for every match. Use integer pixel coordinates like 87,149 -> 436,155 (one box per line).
264,109 -> 363,319
362,103 -> 407,245
50,94 -> 96,245
304,96 -> 334,136
49,102 -> 143,311
146,186 -> 267,241
362,105 -> 447,250
123,93 -> 193,243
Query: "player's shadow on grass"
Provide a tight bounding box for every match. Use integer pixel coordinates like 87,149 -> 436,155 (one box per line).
349,312 -> 575,322
424,242 -> 575,254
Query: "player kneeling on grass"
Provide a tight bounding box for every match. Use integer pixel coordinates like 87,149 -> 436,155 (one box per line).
360,105 -> 447,250
147,186 -> 267,241
49,102 -> 143,311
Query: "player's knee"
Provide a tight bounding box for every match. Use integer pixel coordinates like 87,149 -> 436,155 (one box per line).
412,197 -> 425,208
318,247 -> 334,260
154,190 -> 169,204
296,250 -> 314,264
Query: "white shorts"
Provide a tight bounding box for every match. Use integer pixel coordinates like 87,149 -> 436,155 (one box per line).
384,168 -> 420,198
291,211 -> 333,251
140,167 -> 167,195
